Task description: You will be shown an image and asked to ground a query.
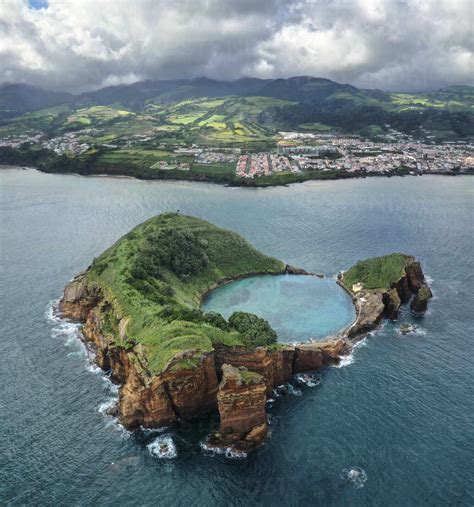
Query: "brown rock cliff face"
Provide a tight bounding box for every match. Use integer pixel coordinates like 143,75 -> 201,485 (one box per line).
161,354 -> 219,418
207,364 -> 268,453
59,275 -> 352,450
118,363 -> 176,429
59,256 -> 430,452
61,272 -> 100,321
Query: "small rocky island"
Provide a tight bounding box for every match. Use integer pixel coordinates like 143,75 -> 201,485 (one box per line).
60,213 -> 432,453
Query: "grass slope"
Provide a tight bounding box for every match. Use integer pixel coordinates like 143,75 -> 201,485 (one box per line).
343,253 -> 407,290
86,213 -> 285,373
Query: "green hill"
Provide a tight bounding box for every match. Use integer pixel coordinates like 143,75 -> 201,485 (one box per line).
342,253 -> 407,290
83,213 -> 285,373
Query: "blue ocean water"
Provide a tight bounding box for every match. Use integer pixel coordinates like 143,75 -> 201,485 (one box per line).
0,167 -> 473,506
202,274 -> 355,342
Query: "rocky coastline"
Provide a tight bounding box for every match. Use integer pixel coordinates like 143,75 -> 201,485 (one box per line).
338,255 -> 432,341
59,216 -> 432,455
60,255 -> 430,453
60,271 -> 351,453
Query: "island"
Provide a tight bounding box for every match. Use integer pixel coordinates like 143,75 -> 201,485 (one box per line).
60,213 -> 432,453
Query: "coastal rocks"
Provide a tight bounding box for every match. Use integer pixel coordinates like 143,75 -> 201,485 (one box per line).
343,255 -> 432,332
119,367 -> 176,429
214,340 -> 349,393
214,344 -> 279,394
398,323 -> 416,335
284,264 -> 312,275
347,292 -> 385,339
284,264 -> 324,278
161,354 -> 219,418
383,288 -> 401,320
208,364 -> 268,453
390,274 -> 411,304
269,347 -> 295,387
294,338 -> 350,371
60,271 -> 99,321
405,259 -> 425,292
411,285 -> 433,314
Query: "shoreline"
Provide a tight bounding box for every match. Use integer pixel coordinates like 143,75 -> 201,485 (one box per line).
57,216 -> 431,453
3,163 -> 472,189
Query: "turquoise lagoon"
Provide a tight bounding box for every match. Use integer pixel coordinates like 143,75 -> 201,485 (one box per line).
202,274 -> 356,342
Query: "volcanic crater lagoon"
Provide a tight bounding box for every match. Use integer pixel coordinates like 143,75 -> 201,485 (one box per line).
1,167 -> 473,506
202,274 -> 356,342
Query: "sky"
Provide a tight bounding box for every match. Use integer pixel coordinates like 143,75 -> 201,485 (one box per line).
0,0 -> 472,93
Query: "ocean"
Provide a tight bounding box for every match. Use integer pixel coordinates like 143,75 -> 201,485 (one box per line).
1,167 -> 473,506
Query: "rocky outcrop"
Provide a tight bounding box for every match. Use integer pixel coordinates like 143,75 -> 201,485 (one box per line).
410,285 -> 433,314
119,362 -> 176,429
294,338 -> 350,371
161,354 -> 219,418
342,255 -> 432,336
346,291 -> 385,339
59,253 -> 432,453
405,259 -> 425,292
285,264 -> 312,275
61,271 -> 99,320
383,288 -> 401,320
207,364 -> 268,453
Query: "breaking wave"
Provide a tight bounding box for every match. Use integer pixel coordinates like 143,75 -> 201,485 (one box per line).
46,299 -> 124,434
273,383 -> 302,397
98,398 -> 118,415
396,324 -> 427,336
147,435 -> 177,459
341,467 -> 368,489
295,373 -> 320,387
200,441 -> 247,460
333,337 -> 367,368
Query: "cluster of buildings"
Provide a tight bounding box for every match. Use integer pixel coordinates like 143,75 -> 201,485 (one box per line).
173,146 -> 240,165
331,137 -> 474,173
0,129 -> 96,156
195,150 -> 238,165
150,160 -> 190,171
234,132 -> 474,178
1,123 -> 473,177
236,153 -> 300,178
42,132 -> 91,156
0,133 -> 43,148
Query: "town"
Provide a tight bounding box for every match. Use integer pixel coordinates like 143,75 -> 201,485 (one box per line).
1,127 -> 473,178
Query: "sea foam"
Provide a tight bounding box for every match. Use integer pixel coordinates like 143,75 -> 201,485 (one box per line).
147,435 -> 177,459
332,336 -> 367,368
199,440 -> 247,460
341,467 -> 368,489
46,299 -> 124,434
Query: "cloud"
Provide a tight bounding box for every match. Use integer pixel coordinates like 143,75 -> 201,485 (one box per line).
0,0 -> 472,92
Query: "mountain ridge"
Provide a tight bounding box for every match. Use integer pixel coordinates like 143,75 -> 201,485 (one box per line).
3,76 -> 472,117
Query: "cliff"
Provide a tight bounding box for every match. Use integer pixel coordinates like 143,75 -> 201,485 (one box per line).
207,365 -> 268,453
61,270 -> 351,449
60,215 -> 431,452
340,253 -> 432,339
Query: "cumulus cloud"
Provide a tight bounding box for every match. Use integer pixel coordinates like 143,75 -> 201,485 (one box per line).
0,0 -> 472,92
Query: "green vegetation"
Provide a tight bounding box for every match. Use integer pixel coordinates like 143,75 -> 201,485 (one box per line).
228,312 -> 277,348
298,122 -> 333,132
343,253 -> 407,290
85,214 -> 285,373
239,368 -> 264,385
1,78 -> 472,182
